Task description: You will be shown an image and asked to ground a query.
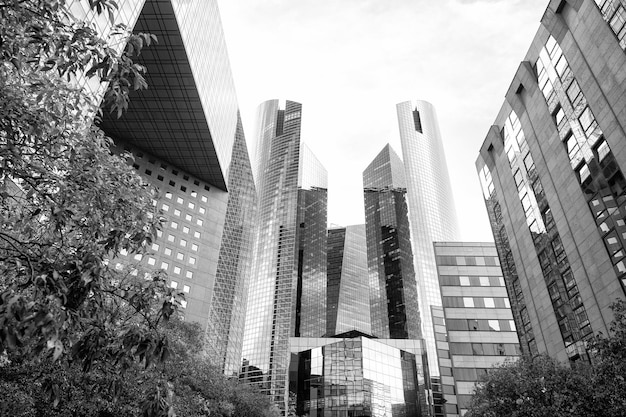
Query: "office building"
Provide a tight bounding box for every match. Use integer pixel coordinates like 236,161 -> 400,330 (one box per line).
289,334 -> 430,417
326,225 -> 371,336
97,0 -> 257,373
363,144 -> 421,340
476,0 -> 626,363
396,100 -> 461,377
433,242 -> 521,417
241,100 -> 328,412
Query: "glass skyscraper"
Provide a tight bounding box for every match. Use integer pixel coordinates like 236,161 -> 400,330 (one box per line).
242,100 -> 328,412
363,145 -> 421,340
396,100 -> 460,376
326,225 -> 371,336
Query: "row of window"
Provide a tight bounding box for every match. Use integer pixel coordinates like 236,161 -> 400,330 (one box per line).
442,296 -> 511,309
132,150 -> 211,193
436,255 -> 500,267
445,318 -> 516,332
594,0 -> 626,50
449,342 -> 521,357
439,275 -> 505,287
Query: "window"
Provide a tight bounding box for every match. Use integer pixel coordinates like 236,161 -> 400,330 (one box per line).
174,209 -> 181,216
156,230 -> 163,238
479,276 -> 490,286
488,320 -> 500,331
578,107 -> 595,136
160,261 -> 168,271
171,221 -> 178,230
189,257 -> 196,265
186,271 -> 193,279
194,231 -> 201,239
164,248 -> 172,256
191,244 -> 198,251
177,252 -> 184,260
165,192 -> 172,199
147,257 -> 156,266
177,197 -> 183,204
174,266 -> 181,275
196,219 -> 203,226
191,191 -> 197,198
463,297 -> 475,307
484,297 -> 495,308
199,207 -> 206,215
188,202 -> 195,209
610,6 -> 626,41
185,214 -> 192,221
183,285 -> 190,293
167,234 -> 175,242
554,106 -> 565,126
180,300 -> 187,309
596,140 -> 610,162
162,203 -> 169,212
183,226 -> 190,234
170,281 -> 178,289
180,239 -> 187,247
201,195 -> 208,203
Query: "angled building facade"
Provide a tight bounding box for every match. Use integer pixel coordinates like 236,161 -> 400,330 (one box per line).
476,0 -> 626,363
97,0 -> 257,373
363,144 -> 422,340
242,100 -> 328,412
396,100 -> 461,378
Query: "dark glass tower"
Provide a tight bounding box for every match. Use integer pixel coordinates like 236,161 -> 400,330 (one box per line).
242,100 -> 328,413
363,144 -> 421,340
326,225 -> 370,336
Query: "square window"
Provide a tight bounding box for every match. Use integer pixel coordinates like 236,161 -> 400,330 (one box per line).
171,221 -> 178,230
164,248 -> 172,256
191,191 -> 197,198
196,219 -> 203,226
189,257 -> 196,265
169,180 -> 175,187
194,231 -> 201,239
165,192 -> 172,199
186,271 -> 193,279
185,214 -> 192,221
181,300 -> 187,309
156,230 -> 163,238
174,266 -> 181,275
191,244 -> 198,251
180,185 -> 187,192
177,252 -> 184,260
484,298 -> 495,308
162,203 -> 169,212
183,227 -> 190,234
174,209 -> 181,216
479,276 -> 490,286
167,234 -> 175,242
180,239 -> 187,247
120,248 -> 128,256
183,285 -> 190,293
459,276 -> 470,286
148,257 -> 156,266
160,261 -> 169,271
188,202 -> 195,209
199,207 -> 206,215
170,281 -> 178,289
157,175 -> 163,181
131,269 -> 138,276
177,197 -> 184,204
201,195 -> 208,203
463,297 -> 474,307
151,243 -> 159,251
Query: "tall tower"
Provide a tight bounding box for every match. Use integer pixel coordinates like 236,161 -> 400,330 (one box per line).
241,100 -> 328,413
476,0 -> 626,363
396,100 -> 460,376
363,144 -> 421,340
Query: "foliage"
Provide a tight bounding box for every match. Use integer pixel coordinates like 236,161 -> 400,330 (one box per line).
0,319 -> 280,417
467,300 -> 626,417
0,0 -> 183,414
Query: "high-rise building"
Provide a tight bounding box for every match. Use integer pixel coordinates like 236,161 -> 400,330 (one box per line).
476,0 -> 626,363
242,100 -> 328,412
433,242 -> 521,417
326,225 -> 371,336
363,144 -> 421,340
97,0 -> 256,373
396,100 -> 460,376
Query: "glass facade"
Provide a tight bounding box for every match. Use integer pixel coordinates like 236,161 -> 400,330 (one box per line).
363,145 -> 421,340
206,113 -> 257,376
326,225 -> 371,336
242,100 -> 328,413
290,335 -> 429,417
396,101 -> 460,376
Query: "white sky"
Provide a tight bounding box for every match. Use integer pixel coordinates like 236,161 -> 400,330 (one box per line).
218,0 -> 548,242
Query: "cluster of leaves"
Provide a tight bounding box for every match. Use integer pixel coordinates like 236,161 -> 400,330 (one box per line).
466,300 -> 626,417
0,319 -> 281,417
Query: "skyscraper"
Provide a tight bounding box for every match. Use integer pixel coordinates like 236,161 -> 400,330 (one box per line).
476,0 -> 626,362
396,100 -> 460,375
242,100 -> 328,412
363,144 -> 421,340
326,225 -> 371,336
97,0 -> 257,372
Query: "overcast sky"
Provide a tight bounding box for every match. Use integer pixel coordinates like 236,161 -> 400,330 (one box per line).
218,0 -> 548,242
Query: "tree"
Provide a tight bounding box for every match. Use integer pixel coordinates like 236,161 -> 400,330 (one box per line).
467,300 -> 626,417
0,0 -> 181,414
